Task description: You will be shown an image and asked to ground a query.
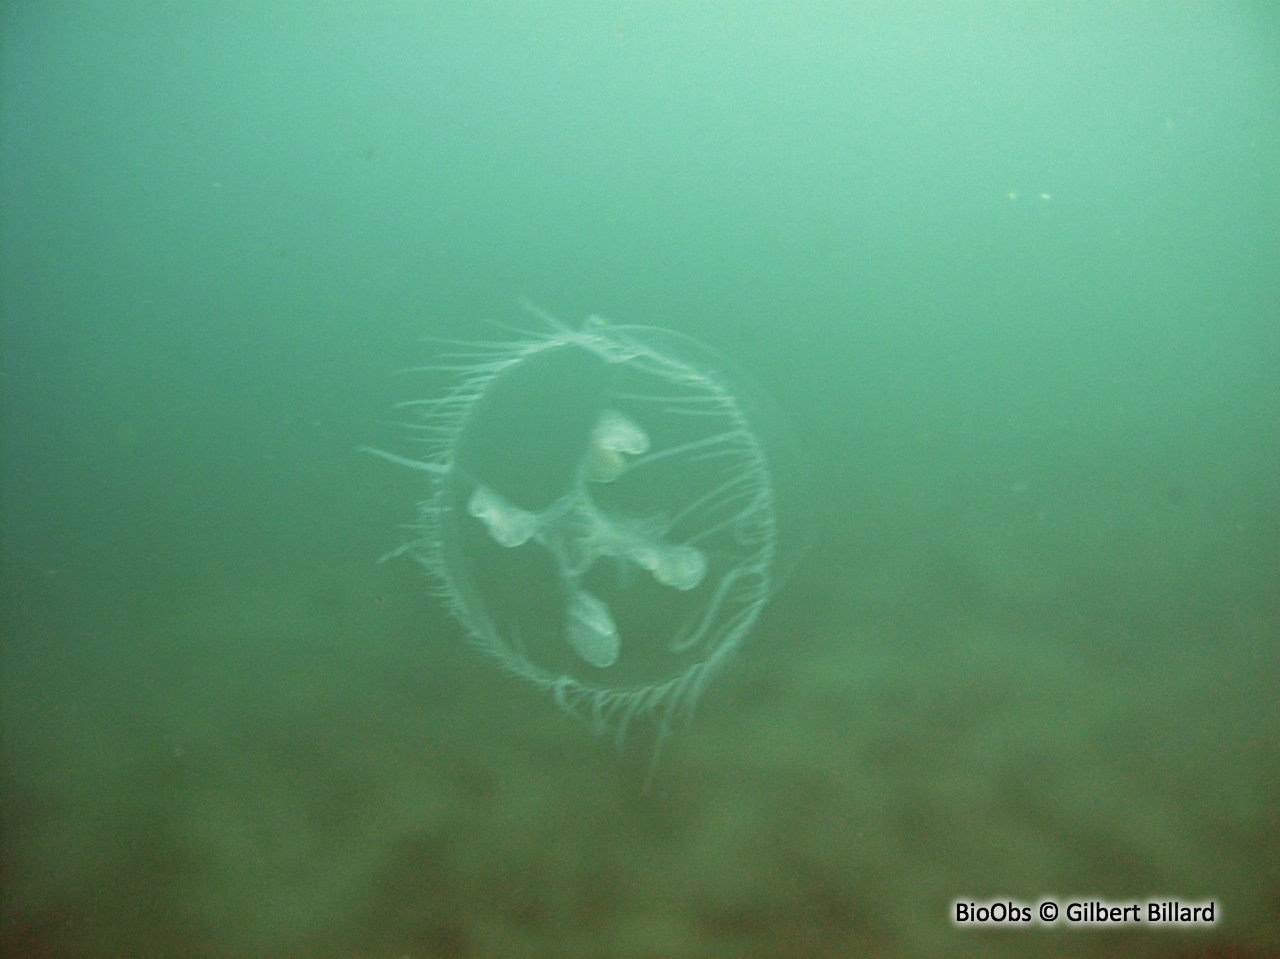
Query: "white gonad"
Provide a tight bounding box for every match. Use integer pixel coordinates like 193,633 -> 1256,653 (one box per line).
466,485 -> 536,548
566,589 -> 622,669
584,409 -> 650,483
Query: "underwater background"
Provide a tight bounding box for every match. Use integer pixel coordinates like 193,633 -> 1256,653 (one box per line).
2,3 -> 1277,957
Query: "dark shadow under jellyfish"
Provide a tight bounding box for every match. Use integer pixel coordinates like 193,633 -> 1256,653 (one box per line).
368,305 -> 806,746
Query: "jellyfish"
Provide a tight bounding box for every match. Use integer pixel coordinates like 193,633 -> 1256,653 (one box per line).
369,305 -> 805,745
